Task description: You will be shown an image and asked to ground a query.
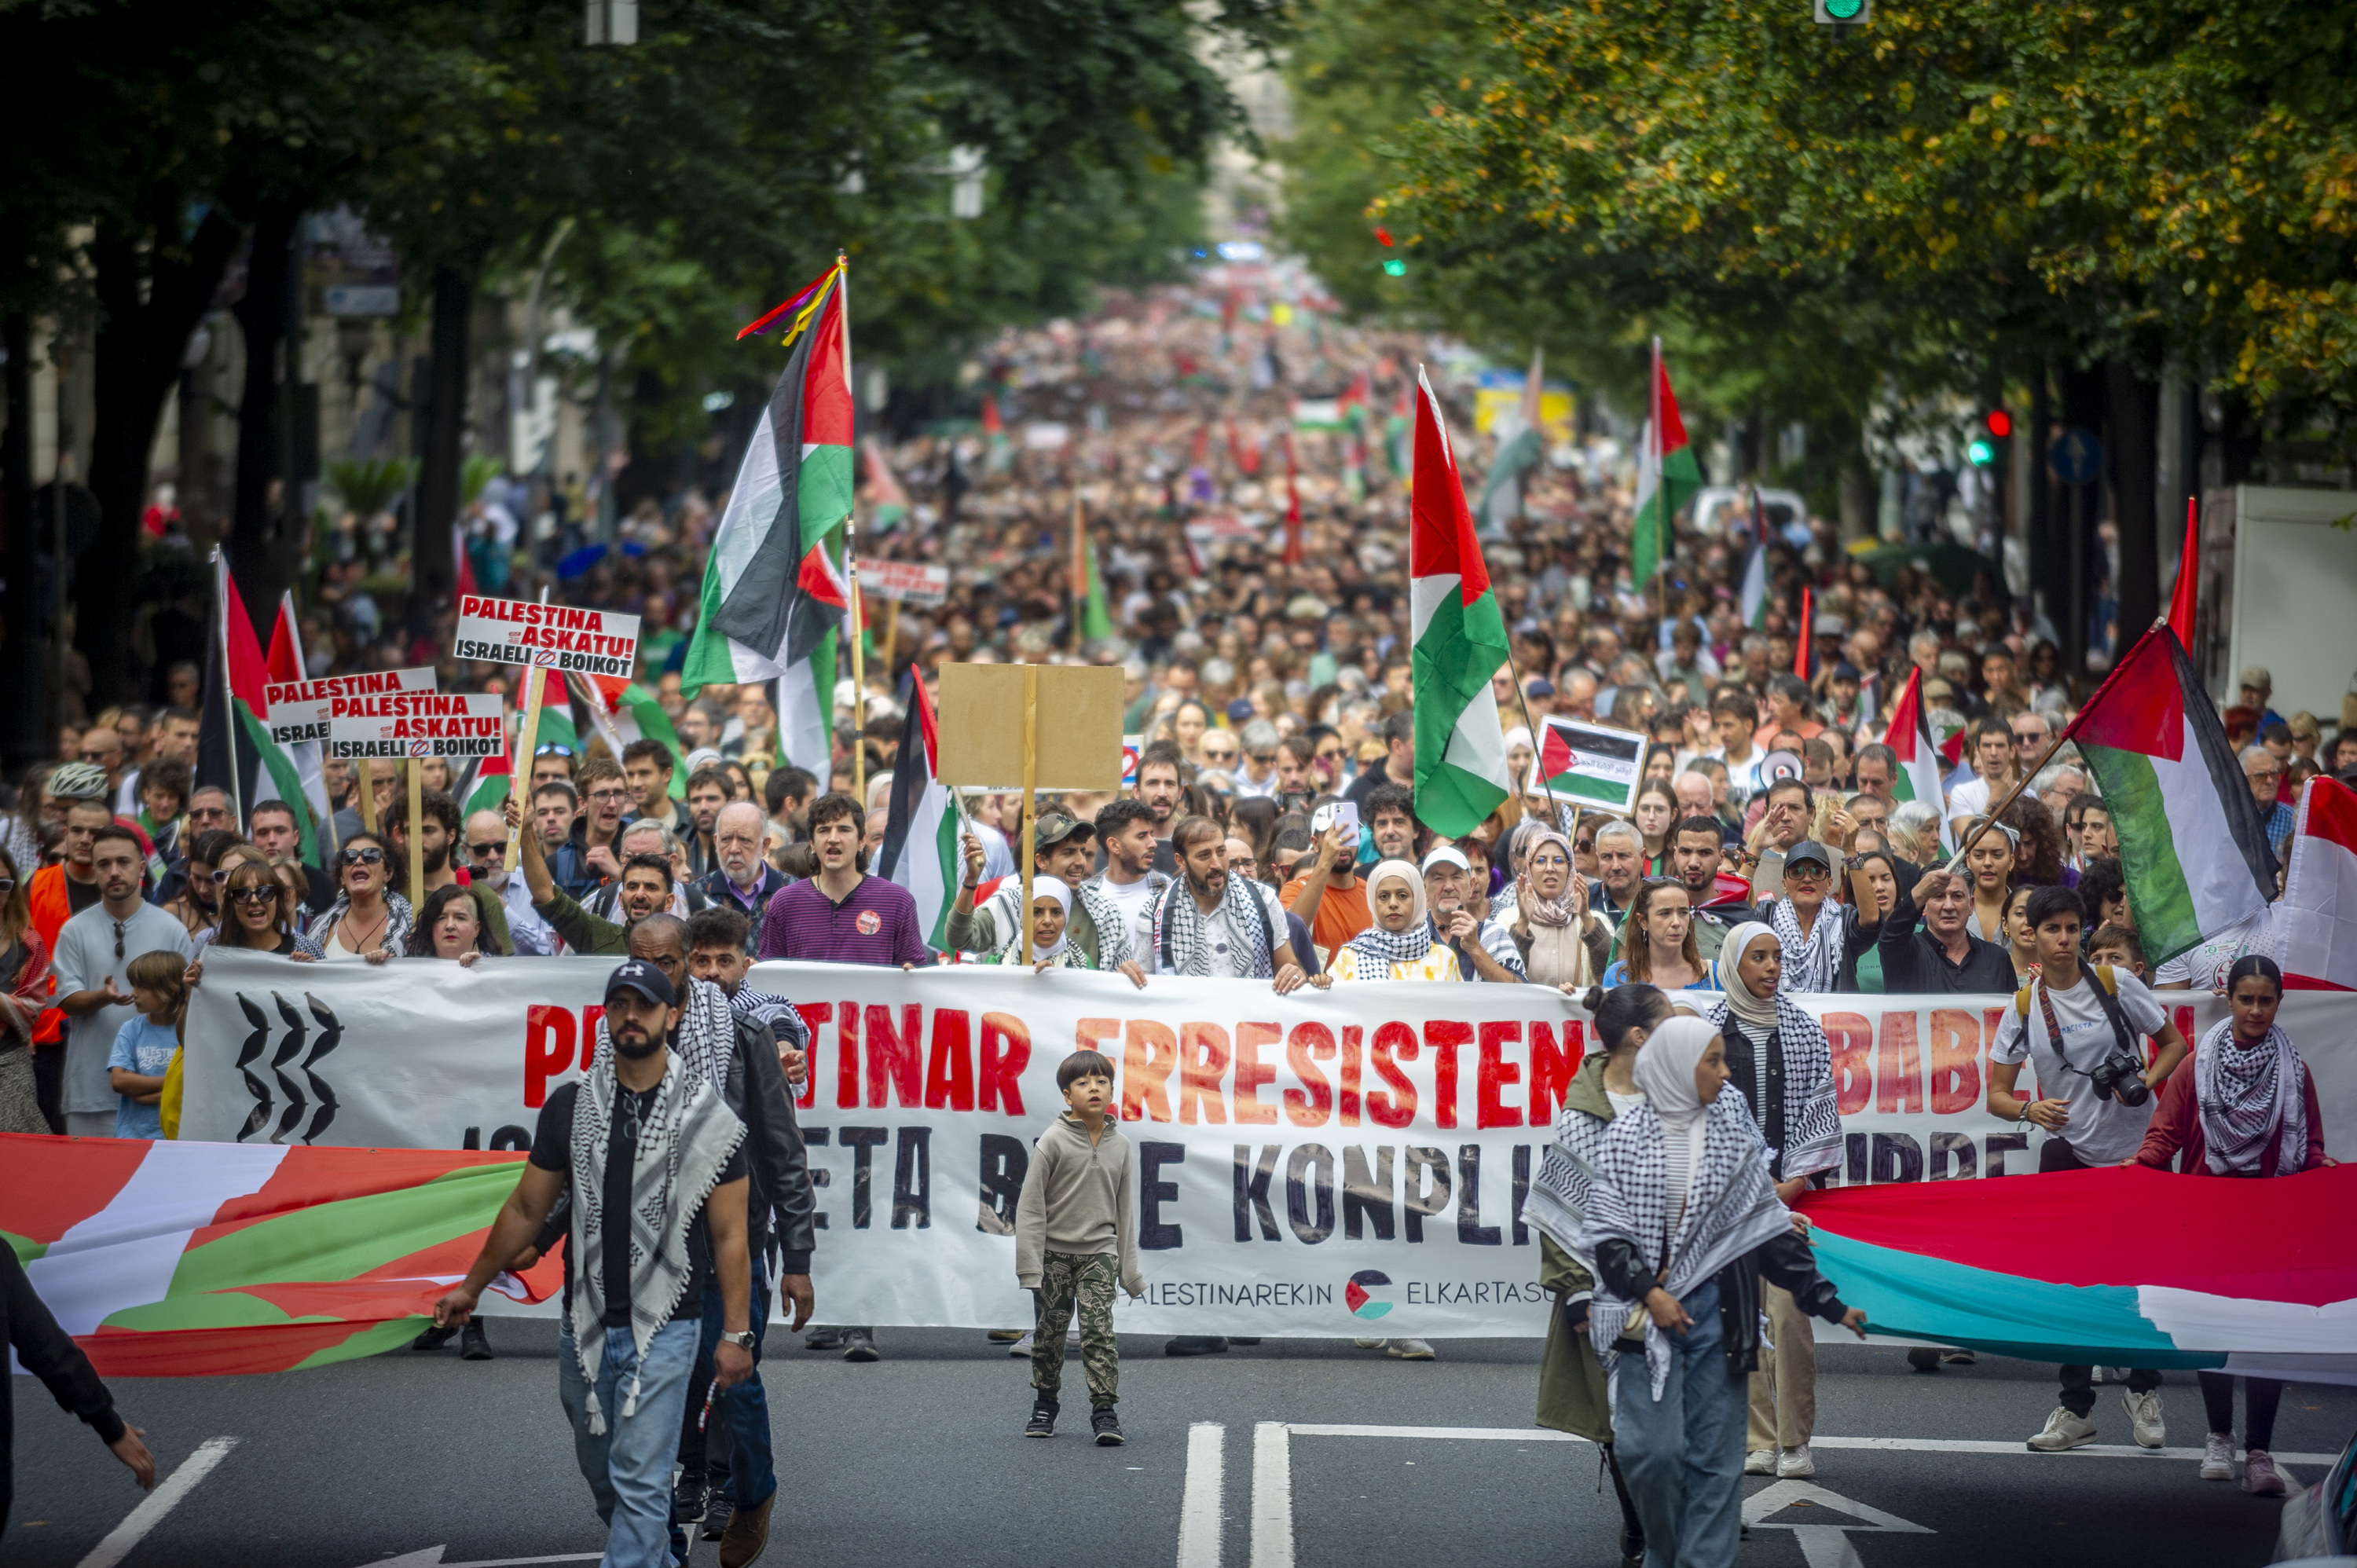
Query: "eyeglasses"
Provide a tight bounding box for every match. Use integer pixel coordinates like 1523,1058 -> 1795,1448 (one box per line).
0,878 -> 11,895
228,885 -> 279,904
340,846 -> 386,866
467,840 -> 505,857
589,788 -> 630,804
208,867 -> 232,885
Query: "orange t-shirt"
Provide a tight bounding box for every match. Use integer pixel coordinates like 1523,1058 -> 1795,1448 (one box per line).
1281,875 -> 1373,954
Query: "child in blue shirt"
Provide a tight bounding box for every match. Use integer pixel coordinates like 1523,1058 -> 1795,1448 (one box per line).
106,951 -> 187,1140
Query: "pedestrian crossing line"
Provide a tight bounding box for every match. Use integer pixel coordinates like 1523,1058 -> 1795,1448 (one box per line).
76,1436 -> 240,1568
1280,1424 -> 2339,1466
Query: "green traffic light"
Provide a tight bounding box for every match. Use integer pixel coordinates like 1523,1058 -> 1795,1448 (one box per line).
1824,0 -> 1864,16
1967,438 -> 1994,467
1382,258 -> 1406,277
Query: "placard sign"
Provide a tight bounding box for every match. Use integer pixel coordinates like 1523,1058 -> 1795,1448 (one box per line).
327,693 -> 506,760
262,667 -> 441,747
857,560 -> 951,607
453,595 -> 640,680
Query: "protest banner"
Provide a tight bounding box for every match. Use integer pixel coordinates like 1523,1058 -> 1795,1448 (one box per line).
1535,715 -> 1644,814
453,594 -> 640,680
262,666 -> 440,746
858,559 -> 951,607
177,952 -> 2355,1338
326,692 -> 506,760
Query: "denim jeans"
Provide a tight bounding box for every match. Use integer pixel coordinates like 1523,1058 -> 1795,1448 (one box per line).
559,1317 -> 701,1568
669,1266 -> 775,1559
1613,1277 -> 1745,1568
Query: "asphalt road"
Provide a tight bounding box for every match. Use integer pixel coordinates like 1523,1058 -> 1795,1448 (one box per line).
11,1326 -> 2351,1568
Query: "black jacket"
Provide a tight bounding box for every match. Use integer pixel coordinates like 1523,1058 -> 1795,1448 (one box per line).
1864,879 -> 2018,993
1596,1229 -> 1847,1378
4,1243 -> 126,1540
725,1011 -> 816,1275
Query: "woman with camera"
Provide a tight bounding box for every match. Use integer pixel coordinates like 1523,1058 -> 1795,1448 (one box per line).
1987,885 -> 2189,1454
2136,954 -> 2334,1494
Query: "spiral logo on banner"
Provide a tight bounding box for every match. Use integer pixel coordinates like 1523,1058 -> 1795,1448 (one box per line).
231,991 -> 346,1145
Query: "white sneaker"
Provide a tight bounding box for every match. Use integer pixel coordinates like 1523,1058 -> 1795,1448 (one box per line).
1777,1445 -> 1816,1478
2027,1406 -> 2100,1452
2201,1433 -> 2235,1481
2125,1388 -> 2167,1449
1744,1449 -> 1776,1475
1354,1337 -> 1388,1350
1386,1338 -> 1438,1360
1008,1331 -> 1035,1357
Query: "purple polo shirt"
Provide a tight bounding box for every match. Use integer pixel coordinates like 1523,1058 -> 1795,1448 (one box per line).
757,874 -> 932,966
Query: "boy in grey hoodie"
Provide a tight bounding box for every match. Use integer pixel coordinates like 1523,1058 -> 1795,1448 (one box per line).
1016,1049 -> 1145,1445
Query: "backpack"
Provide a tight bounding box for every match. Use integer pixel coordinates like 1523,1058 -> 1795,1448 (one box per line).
2014,964 -> 2139,1061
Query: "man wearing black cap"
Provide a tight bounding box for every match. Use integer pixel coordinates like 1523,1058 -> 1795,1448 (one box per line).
436,960 -> 755,1568
948,809 -> 1146,986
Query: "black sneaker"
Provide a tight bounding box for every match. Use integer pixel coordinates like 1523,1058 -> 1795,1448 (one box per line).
1907,1346 -> 1941,1373
1091,1408 -> 1126,1446
1163,1335 -> 1230,1357
460,1321 -> 493,1361
804,1326 -> 843,1350
673,1470 -> 708,1526
701,1492 -> 733,1541
410,1322 -> 457,1352
841,1328 -> 880,1362
1619,1528 -> 1644,1568
1025,1398 -> 1059,1438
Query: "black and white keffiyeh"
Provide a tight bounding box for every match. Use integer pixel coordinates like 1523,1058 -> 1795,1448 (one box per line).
1579,1094 -> 1793,1402
1526,1077 -> 1613,1264
2194,1017 -> 2310,1175
731,984 -> 809,1054
1695,989 -> 1844,1181
1156,873 -> 1279,979
1340,859 -> 1433,976
1765,895 -> 1844,995
567,1047 -> 745,1434
589,974 -> 737,1094
979,877 -> 1135,969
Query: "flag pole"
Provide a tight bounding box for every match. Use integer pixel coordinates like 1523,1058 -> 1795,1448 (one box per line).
1650,337 -> 1666,631
213,548 -> 245,831
504,585 -> 551,872
848,517 -> 864,808
1071,485 -> 1086,661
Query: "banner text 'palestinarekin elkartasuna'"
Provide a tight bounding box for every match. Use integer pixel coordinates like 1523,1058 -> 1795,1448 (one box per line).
178,954 -> 2353,1336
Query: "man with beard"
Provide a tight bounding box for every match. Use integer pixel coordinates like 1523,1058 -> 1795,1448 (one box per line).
682,766 -> 733,881
1087,799 -> 1170,975
512,797 -> 677,956
948,809 -> 1146,985
1133,742 -> 1190,874
461,808 -> 563,956
696,803 -> 791,947
52,826 -> 192,1138
434,960 -> 756,1568
1659,815 -> 1755,969
387,790 -> 515,954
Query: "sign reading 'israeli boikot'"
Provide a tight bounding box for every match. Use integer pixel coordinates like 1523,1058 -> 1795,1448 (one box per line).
327,692 -> 507,760
262,666 -> 441,746
453,595 -> 640,679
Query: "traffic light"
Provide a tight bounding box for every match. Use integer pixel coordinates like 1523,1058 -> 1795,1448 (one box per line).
1813,0 -> 1868,20
1967,408 -> 2010,467
1383,259 -> 1406,277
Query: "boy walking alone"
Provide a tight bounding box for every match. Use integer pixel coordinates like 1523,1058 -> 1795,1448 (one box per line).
1017,1050 -> 1144,1445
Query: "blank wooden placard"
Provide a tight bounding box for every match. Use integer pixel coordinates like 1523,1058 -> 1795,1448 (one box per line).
935,664 -> 1125,790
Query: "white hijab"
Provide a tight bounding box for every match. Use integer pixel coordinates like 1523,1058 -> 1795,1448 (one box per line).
1027,878 -> 1074,960
1715,921 -> 1780,1035
1633,1014 -> 1719,1133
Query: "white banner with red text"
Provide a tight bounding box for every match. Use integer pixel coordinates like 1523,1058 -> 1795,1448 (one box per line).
177,953 -> 2355,1337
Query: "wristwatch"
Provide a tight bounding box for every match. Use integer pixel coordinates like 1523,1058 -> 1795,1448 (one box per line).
720,1329 -> 757,1352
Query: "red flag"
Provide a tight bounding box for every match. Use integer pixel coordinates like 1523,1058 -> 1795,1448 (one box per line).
981,394 -> 1003,438
2167,496 -> 2199,650
1281,432 -> 1304,566
1794,586 -> 1813,677
267,592 -> 304,691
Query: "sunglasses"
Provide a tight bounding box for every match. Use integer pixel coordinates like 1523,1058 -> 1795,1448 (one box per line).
79,749 -> 112,763
340,846 -> 387,866
535,742 -> 577,757
228,885 -> 280,904
112,920 -> 126,960
467,840 -> 505,857
208,867 -> 232,885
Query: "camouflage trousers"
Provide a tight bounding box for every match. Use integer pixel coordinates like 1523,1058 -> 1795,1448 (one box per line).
1032,1251 -> 1120,1409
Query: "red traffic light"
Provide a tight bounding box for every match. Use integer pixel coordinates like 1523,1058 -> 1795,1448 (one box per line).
1985,408 -> 2014,438
1373,226 -> 1395,247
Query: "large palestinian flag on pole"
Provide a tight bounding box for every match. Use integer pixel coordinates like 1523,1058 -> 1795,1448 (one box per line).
266,592 -> 333,863
686,260 -> 853,775
1881,666 -> 1955,854
1629,338 -> 1699,591
2,1135 -> 557,1377
460,671 -> 577,819
196,553 -> 322,854
876,676 -> 959,950
2065,625 -> 2277,968
1802,1165 -> 2357,1376
1408,366 -> 1515,837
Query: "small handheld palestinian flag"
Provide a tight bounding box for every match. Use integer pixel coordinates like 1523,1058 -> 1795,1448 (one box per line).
1535,716 -> 1644,815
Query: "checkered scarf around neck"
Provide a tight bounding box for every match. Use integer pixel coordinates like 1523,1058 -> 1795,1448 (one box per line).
1526,1068 -> 1615,1265
731,984 -> 809,1053
1161,866 -> 1277,979
1579,1029 -> 1791,1401
566,1043 -> 745,1434
2194,1017 -> 2310,1176
1695,987 -> 1844,1181
589,973 -> 736,1095
1764,894 -> 1844,995
1342,860 -> 1433,973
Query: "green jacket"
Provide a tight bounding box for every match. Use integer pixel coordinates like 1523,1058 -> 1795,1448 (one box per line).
533,884 -> 628,956
1535,1053 -> 1619,1444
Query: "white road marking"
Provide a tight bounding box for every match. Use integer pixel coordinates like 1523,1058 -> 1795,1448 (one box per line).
362,1552 -> 604,1568
1251,1421 -> 1292,1568
1178,1423 -> 1225,1568
1281,1424 -> 2338,1465
1744,1479 -> 1932,1568
76,1436 -> 240,1568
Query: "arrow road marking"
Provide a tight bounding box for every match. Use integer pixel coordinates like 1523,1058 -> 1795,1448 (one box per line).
76,1436 -> 239,1568
1744,1478 -> 1934,1568
360,1552 -> 604,1568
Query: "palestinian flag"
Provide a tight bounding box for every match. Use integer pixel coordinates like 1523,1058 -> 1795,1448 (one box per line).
1802,1165 -> 2357,1377
981,393 -> 1014,474
460,670 -> 576,819
860,435 -> 909,534
1475,348 -> 1545,535
1072,499 -> 1114,644
1537,716 -> 1644,811
197,554 -> 324,857
1408,365 -> 1515,837
1880,667 -> 1956,855
574,674 -> 687,799
2065,625 -> 2277,968
2,1134 -> 557,1378
2168,496 -> 2200,649
685,259 -> 852,778
1737,489 -> 1771,630
266,592 -> 332,863
2276,775 -> 2357,991
1631,338 -> 1700,590
876,677 -> 959,950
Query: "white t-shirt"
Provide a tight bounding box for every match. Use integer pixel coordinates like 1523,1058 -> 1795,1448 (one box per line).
2153,912 -> 2270,994
1203,903 -> 1248,978
1990,967 -> 2168,1165
1947,775 -> 1998,821
1094,875 -> 1161,975
1722,748 -> 1769,806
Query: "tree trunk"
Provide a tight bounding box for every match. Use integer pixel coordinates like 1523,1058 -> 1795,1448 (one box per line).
231,196 -> 299,626
412,263 -> 471,634
2,313 -> 45,770
2105,357 -> 2161,646
81,203 -> 245,704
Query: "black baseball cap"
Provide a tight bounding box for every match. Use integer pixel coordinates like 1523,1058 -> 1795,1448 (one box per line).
1783,840 -> 1836,874
605,958 -> 676,1008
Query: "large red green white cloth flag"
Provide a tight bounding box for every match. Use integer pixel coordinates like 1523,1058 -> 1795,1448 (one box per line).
2065,625 -> 2278,968
876,676 -> 960,950
1880,666 -> 1955,854
266,590 -> 332,861
195,554 -> 323,859
685,261 -> 852,776
1408,366 -> 1515,837
1629,338 -> 1700,591
2275,775 -> 2357,991
2,1135 -> 556,1378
